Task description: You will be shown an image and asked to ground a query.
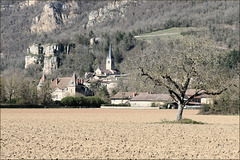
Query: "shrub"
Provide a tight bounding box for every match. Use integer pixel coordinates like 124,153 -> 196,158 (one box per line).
75,96 -> 85,106
199,104 -> 211,114
151,102 -> 157,107
180,32 -> 188,36
61,96 -> 77,106
6,98 -> 17,104
84,96 -> 104,107
16,98 -> 28,105
163,102 -> 169,108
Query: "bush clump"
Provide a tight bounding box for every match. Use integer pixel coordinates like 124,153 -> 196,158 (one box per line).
102,103 -> 130,107
61,96 -> 77,107
61,96 -> 104,108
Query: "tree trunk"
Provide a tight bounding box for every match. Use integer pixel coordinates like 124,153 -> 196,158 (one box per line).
175,102 -> 184,121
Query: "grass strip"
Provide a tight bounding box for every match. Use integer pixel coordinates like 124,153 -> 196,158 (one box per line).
160,118 -> 205,124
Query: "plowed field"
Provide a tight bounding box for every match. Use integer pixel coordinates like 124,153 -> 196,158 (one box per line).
1,109 -> 239,159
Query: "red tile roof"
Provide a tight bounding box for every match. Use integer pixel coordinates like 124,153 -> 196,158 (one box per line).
49,77 -> 72,90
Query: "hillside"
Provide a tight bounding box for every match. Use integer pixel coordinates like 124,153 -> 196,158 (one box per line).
1,0 -> 239,78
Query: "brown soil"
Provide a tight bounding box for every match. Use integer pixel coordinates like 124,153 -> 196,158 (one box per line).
1,109 -> 239,159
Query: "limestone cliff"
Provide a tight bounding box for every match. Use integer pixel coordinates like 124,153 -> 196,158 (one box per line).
19,0 -> 37,9
31,1 -> 78,33
86,1 -> 140,28
25,44 -> 42,68
43,56 -> 58,75
25,43 -> 62,75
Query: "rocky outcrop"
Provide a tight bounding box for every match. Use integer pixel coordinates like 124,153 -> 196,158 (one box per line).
86,1 -> 139,28
43,56 -> 58,75
25,43 -> 59,74
25,56 -> 39,69
25,44 -> 43,68
19,0 -> 37,9
25,43 -> 74,74
31,1 -> 78,33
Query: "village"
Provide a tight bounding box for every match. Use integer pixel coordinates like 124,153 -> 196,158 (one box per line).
1,1 -> 239,159
34,44 -> 213,109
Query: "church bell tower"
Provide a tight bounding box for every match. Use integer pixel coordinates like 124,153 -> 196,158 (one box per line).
106,44 -> 113,70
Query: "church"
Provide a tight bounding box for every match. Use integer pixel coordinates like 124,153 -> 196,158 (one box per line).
83,44 -> 120,94
85,44 -> 118,80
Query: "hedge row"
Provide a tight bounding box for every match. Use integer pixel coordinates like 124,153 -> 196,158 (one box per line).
61,96 -> 105,107
101,103 -> 130,106
1,104 -> 45,108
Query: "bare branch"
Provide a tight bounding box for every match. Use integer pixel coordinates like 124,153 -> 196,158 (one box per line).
184,88 -> 228,105
168,89 -> 183,103
139,67 -> 161,86
162,74 -> 182,93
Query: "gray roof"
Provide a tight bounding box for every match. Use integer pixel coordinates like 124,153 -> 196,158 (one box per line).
131,93 -> 172,101
111,92 -> 134,100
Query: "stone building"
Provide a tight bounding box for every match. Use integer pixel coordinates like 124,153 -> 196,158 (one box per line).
38,73 -> 93,101
93,44 -> 117,78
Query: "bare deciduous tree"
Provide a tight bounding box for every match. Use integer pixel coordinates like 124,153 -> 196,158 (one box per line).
137,37 -> 231,121
38,81 -> 52,105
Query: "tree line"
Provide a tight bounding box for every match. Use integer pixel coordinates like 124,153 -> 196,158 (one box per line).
0,69 -> 108,107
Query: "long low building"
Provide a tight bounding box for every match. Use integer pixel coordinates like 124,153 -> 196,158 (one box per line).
130,93 -> 173,107
110,89 -> 214,108
110,92 -> 137,104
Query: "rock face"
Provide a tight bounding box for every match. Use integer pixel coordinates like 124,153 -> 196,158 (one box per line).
25,56 -> 39,68
86,1 -> 139,28
43,56 -> 58,75
19,0 -> 37,9
31,1 -> 78,33
25,43 -> 62,75
25,44 -> 42,68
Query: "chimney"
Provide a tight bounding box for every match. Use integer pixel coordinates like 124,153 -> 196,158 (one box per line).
133,92 -> 135,97
72,73 -> 76,84
56,78 -> 58,86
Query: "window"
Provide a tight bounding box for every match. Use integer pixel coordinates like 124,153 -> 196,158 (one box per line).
71,89 -> 72,93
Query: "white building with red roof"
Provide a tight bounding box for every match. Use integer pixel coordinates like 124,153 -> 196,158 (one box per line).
38,73 -> 93,101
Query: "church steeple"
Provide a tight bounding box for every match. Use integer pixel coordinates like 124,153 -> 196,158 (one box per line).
108,43 -> 112,59
106,44 -> 113,70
